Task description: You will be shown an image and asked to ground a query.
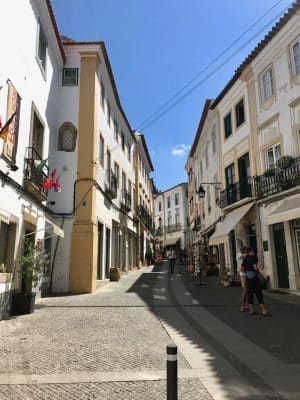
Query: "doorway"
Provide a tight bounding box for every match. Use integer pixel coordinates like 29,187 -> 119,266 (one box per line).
97,223 -> 103,280
273,223 -> 289,288
230,230 -> 237,275
105,228 -> 110,279
238,153 -> 251,199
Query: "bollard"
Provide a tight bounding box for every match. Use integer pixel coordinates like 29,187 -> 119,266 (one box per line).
166,343 -> 177,400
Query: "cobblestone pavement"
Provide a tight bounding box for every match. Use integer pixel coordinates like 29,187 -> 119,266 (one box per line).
0,378 -> 210,400
0,266 -> 213,399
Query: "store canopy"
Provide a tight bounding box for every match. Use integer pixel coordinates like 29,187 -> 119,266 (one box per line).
267,197 -> 300,225
209,202 -> 254,246
45,217 -> 64,238
164,237 -> 180,247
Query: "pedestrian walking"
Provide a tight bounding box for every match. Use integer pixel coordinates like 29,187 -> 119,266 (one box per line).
241,247 -> 271,317
169,248 -> 177,274
238,246 -> 248,312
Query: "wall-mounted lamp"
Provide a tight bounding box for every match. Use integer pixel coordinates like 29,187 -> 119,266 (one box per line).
197,182 -> 222,199
7,164 -> 19,172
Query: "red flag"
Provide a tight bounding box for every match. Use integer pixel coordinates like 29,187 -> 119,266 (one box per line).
54,175 -> 61,192
42,169 -> 56,190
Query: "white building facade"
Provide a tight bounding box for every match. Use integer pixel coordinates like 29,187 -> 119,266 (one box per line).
153,183 -> 188,251
0,0 -> 64,318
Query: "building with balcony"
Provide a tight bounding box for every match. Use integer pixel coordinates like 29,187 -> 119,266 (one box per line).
48,38 -> 140,293
207,1 -> 300,288
185,100 -> 222,271
134,132 -> 154,267
153,183 -> 188,251
0,0 -> 64,318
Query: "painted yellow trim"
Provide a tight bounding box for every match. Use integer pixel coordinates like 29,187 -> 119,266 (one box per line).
69,52 -> 100,293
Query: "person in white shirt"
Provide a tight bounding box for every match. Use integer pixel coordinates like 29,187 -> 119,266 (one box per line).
238,246 -> 248,311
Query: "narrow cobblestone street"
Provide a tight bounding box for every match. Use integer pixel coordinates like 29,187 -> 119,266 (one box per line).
1,263 -> 300,399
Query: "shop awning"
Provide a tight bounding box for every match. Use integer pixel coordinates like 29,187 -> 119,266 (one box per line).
164,237 -> 180,247
45,217 -> 64,238
209,202 -> 254,246
267,197 -> 300,225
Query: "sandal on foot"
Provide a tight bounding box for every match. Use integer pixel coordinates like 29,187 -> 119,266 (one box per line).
262,312 -> 272,317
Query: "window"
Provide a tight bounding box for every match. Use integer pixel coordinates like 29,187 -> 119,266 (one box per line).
205,145 -> 209,167
128,180 -> 132,198
225,163 -> 235,186
167,212 -> 171,226
107,102 -> 111,126
207,186 -> 211,212
99,134 -> 104,165
167,197 -> 171,208
62,68 -> 78,86
100,82 -> 105,110
31,110 -> 44,159
159,201 -> 161,212
114,162 -> 120,187
106,149 -> 111,172
127,142 -> 131,161
58,122 -> 77,152
37,22 -> 47,72
122,172 -> 126,192
199,161 -> 203,179
175,193 -> 179,206
265,144 -> 281,170
121,132 -> 125,151
235,99 -> 245,127
0,220 -> 16,273
211,126 -> 216,153
175,209 -> 180,226
260,68 -> 273,102
224,112 -> 232,138
290,38 -> 300,76
114,119 -> 119,141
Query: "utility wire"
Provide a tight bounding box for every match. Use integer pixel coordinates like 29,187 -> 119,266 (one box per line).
137,0 -> 289,131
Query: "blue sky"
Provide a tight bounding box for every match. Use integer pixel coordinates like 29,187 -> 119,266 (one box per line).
51,0 -> 294,191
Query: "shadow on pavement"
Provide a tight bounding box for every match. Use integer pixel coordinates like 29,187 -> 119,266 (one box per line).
127,262 -> 300,400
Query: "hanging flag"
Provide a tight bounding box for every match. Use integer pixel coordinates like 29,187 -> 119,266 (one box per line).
35,158 -> 48,171
0,112 -> 16,143
42,169 -> 56,190
54,175 -> 61,192
0,114 -> 2,130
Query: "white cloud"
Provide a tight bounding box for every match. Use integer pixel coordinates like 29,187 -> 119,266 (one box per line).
171,144 -> 191,157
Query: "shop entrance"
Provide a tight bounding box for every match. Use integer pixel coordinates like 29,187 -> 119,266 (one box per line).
273,223 -> 289,288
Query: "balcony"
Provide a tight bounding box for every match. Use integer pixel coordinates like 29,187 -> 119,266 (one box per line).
23,147 -> 49,202
219,178 -> 253,209
138,205 -> 153,230
165,223 -> 182,233
255,157 -> 300,199
120,189 -> 132,213
105,169 -> 117,200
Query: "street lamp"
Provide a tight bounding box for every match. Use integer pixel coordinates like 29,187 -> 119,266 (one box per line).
197,182 -> 222,199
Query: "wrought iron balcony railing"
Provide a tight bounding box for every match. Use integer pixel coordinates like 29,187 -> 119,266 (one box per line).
23,147 -> 49,201
138,205 -> 153,229
105,169 -> 117,199
120,189 -> 132,212
165,223 -> 182,233
255,158 -> 300,199
219,178 -> 253,209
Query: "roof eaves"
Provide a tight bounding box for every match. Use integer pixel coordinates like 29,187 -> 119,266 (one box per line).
211,0 -> 300,109
188,99 -> 213,159
46,0 -> 66,63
